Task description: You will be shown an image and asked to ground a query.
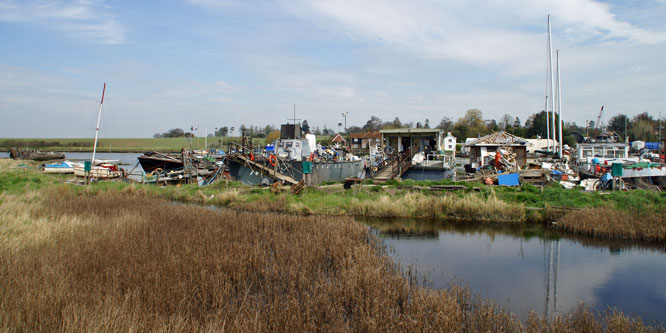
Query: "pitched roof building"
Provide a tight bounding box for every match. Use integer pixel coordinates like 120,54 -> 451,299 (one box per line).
465,131 -> 528,167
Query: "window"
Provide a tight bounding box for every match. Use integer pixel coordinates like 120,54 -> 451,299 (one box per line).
448,139 -> 452,143
582,149 -> 592,158
285,142 -> 293,148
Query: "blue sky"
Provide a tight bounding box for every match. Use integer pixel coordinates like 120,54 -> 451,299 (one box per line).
1,0 -> 665,138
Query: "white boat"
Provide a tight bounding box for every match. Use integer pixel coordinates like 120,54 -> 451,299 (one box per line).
73,163 -> 123,179
42,160 -> 75,174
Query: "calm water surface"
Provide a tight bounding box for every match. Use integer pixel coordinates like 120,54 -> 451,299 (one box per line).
365,219 -> 666,325
1,152 -> 145,172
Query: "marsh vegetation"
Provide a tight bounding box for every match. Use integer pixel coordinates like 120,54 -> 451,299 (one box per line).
0,187 -> 661,331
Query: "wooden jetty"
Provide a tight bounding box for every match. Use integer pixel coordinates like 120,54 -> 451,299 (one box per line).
372,153 -> 412,182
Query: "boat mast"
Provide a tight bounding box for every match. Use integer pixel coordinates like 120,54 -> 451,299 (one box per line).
544,16 -> 551,153
91,83 -> 106,167
548,15 -> 556,155
556,50 -> 563,158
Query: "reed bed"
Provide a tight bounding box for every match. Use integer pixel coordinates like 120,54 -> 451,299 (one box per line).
347,191 -> 525,222
1,189 -> 660,331
556,207 -> 666,242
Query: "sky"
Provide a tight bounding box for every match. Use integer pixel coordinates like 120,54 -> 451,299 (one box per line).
1,0 -> 665,138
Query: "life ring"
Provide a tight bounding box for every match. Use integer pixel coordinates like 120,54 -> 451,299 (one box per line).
149,168 -> 163,177
269,154 -> 277,167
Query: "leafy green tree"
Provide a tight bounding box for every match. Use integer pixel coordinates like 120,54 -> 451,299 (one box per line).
487,119 -> 499,132
511,117 -> 526,137
382,117 -> 402,129
301,120 -> 310,133
630,113 -> 657,141
525,111 -> 549,139
362,116 -> 383,131
607,114 -> 631,140
436,116 -> 453,132
214,126 -> 229,137
266,130 -> 280,143
453,109 -> 487,139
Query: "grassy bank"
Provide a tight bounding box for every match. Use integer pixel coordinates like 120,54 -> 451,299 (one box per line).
0,188 -> 659,331
0,137 -> 266,153
1,158 -> 665,242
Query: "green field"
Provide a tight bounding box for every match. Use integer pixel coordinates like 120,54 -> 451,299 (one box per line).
0,137 -> 264,153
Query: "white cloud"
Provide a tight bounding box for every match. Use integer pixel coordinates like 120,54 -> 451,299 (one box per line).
0,0 -> 125,44
283,0 -> 666,68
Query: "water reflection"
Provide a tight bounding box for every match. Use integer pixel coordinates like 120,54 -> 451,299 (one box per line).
364,218 -> 666,325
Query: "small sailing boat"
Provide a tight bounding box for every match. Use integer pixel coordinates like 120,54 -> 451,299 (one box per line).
42,160 -> 75,174
73,83 -> 123,179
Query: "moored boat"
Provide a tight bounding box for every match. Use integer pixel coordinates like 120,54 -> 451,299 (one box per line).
9,149 -> 65,161
226,124 -> 364,185
137,152 -> 184,172
42,160 -> 75,174
227,157 -> 364,186
73,162 -> 123,179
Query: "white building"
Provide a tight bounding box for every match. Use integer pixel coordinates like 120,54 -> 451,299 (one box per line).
443,132 -> 457,153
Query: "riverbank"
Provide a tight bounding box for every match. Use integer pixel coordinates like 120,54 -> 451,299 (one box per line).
1,185 -> 661,331
2,159 -> 665,243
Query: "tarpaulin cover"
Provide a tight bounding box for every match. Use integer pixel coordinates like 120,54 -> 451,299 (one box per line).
498,173 -> 520,186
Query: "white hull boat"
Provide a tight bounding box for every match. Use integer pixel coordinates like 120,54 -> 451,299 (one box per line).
73,163 -> 123,179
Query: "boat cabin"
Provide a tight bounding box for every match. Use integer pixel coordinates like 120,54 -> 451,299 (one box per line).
275,138 -> 313,160
574,143 -> 630,165
379,128 -> 448,157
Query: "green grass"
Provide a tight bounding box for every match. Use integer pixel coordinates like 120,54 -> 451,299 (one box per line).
0,137 -> 266,153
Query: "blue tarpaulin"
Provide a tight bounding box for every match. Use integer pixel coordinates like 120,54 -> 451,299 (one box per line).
498,173 -> 520,186
645,142 -> 661,150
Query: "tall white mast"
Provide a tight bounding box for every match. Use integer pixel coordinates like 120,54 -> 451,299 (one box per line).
557,50 -> 563,158
548,15 -> 556,155
544,16 -> 551,152
91,83 -> 106,167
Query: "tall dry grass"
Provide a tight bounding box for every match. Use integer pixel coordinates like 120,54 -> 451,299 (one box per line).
557,207 -> 666,242
0,188 -> 660,331
348,191 -> 525,222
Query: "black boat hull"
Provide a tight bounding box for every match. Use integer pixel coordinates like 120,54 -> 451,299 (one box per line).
137,156 -> 183,173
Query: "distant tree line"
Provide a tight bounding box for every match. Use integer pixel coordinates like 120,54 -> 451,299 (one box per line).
153,128 -> 195,138
347,109 -> 665,145
0,140 -> 82,148
152,110 -> 664,145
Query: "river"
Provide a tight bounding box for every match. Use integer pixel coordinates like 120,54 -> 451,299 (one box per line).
365,218 -> 666,325
1,151 -> 145,172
